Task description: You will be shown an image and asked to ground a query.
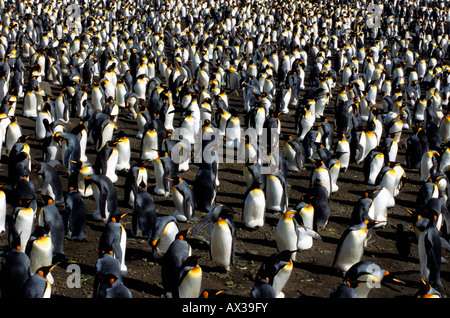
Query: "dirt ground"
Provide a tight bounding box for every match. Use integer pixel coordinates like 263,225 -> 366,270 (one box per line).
0,73 -> 448,301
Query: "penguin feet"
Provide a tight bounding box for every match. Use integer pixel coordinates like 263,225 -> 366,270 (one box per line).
211,268 -> 229,279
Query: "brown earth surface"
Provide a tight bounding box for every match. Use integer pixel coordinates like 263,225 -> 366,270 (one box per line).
0,74 -> 448,301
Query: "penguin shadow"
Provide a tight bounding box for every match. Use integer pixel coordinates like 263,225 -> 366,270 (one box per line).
328,215 -> 352,228
389,213 -> 414,224
293,261 -> 339,278
123,276 -> 164,297
85,217 -> 107,233
235,250 -> 272,266
393,197 -> 418,211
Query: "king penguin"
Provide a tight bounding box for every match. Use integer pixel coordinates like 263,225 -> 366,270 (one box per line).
26,226 -> 53,276
150,215 -> 179,262
275,210 -> 300,261
174,255 -> 203,298
154,151 -> 176,197
98,212 -> 128,275
169,176 -> 196,222
332,220 -> 371,274
32,162 -> 64,203
84,174 -> 118,223
265,167 -> 289,213
114,131 -> 131,172
256,250 -> 295,298
38,195 -> 65,261
10,204 -> 35,252
161,229 -> 192,298
64,180 -> 87,241
193,157 -> 217,213
242,181 -> 266,230
94,140 -> 119,183
131,182 -> 157,238
417,212 -> 444,291
21,264 -> 58,298
251,276 -> 277,298
283,135 -> 306,172
342,261 -> 405,298
124,159 -> 148,208
208,206 -> 236,273
1,229 -> 31,298
307,178 -> 331,231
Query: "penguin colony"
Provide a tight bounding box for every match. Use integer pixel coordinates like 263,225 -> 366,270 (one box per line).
0,0 -> 449,299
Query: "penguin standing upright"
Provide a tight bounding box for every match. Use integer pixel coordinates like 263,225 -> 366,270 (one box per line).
53,131 -> 82,175
98,212 -> 128,275
84,174 -> 118,223
191,205 -> 236,273
310,159 -> 332,197
150,215 -> 179,262
10,204 -> 34,252
332,220 -> 371,274
38,195 -> 65,260
93,249 -> 123,298
256,250 -> 295,298
242,181 -> 266,229
170,176 -> 195,222
94,140 -> 119,183
275,210 -> 299,261
5,116 -> 23,153
174,255 -> 203,298
74,161 -> 94,197
161,229 -> 192,298
124,160 -> 148,208
32,162 -> 64,203
193,159 -> 217,213
307,179 -> 331,231
131,182 -> 157,238
208,206 -> 236,272
114,132 -> 131,171
64,181 -> 86,241
265,167 -> 289,213
283,135 -> 306,172
417,212 -> 443,291
154,151 -> 176,197
21,264 -> 58,298
26,226 -> 53,276
99,273 -> 133,298
1,230 -> 31,298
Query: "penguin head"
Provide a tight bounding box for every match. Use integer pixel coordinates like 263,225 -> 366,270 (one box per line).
110,212 -> 128,224
176,229 -> 191,241
99,273 -> 120,287
32,162 -> 43,174
39,194 -> 54,206
36,264 -> 58,279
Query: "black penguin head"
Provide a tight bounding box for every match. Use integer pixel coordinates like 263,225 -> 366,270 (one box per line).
39,194 -> 54,206
36,264 -> 58,278
110,212 -> 128,223
176,229 -> 191,241
219,205 -> 235,220
32,162 -> 43,174
277,250 -> 296,263
183,255 -> 201,268
99,273 -> 119,287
